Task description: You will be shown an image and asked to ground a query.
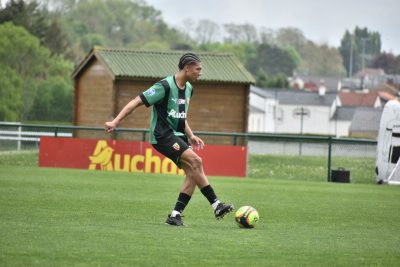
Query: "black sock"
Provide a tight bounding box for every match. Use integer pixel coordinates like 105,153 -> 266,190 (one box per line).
173,192 -> 192,213
200,184 -> 218,204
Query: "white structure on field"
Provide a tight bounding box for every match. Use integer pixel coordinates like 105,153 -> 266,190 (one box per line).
376,100 -> 400,184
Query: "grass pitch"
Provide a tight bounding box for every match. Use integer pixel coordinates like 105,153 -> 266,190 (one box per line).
1,162 -> 400,266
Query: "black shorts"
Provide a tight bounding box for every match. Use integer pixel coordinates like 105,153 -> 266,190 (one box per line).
152,134 -> 191,168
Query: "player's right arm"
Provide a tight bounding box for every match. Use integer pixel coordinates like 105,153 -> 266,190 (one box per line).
105,95 -> 144,133
105,82 -> 165,133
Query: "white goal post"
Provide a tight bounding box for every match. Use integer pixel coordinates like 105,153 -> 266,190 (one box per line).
388,157 -> 400,185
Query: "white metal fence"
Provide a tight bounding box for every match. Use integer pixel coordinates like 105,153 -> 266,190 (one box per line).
0,122 -> 72,151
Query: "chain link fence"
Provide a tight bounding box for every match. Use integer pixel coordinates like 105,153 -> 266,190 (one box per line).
247,135 -> 376,183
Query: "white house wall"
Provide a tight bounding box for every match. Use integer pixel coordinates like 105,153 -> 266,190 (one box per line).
276,105 -> 336,135
248,113 -> 264,132
249,92 -> 276,132
248,90 -> 351,136
333,121 -> 352,137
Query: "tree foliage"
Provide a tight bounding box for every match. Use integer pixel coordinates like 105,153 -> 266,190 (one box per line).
298,41 -> 346,76
0,22 -> 73,122
0,0 -> 68,56
195,19 -> 220,44
0,65 -> 23,121
248,43 -> 298,77
369,52 -> 400,75
223,23 -> 258,43
275,27 -> 307,50
0,22 -> 49,120
29,77 -> 73,121
339,27 -> 381,77
60,0 -> 187,61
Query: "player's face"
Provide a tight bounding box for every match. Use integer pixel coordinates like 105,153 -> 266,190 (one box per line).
185,62 -> 202,82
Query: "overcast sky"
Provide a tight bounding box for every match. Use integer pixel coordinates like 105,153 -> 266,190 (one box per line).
145,0 -> 400,54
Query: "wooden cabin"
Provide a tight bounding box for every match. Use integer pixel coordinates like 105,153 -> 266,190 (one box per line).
72,47 -> 255,144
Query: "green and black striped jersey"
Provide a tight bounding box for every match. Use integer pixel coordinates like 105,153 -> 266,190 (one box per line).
139,75 -> 193,144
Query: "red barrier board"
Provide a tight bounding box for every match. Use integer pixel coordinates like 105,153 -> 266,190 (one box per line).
39,137 -> 247,177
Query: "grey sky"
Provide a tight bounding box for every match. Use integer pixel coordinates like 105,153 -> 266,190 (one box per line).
145,0 -> 400,54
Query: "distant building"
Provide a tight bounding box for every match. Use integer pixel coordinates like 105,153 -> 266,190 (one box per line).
249,85 -> 385,138
331,107 -> 357,137
342,68 -> 400,91
248,86 -> 277,132
248,86 -> 342,136
288,75 -> 342,92
349,107 -> 382,139
338,91 -> 381,108
274,90 -> 338,135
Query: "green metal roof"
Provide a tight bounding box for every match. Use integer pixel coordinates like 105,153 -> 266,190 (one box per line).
73,47 -> 255,84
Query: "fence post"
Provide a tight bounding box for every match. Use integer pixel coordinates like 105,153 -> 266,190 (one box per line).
55,127 -> 58,137
17,125 -> 21,151
327,137 -> 332,182
233,135 -> 237,146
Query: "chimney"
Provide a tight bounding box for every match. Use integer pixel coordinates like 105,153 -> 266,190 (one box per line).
318,80 -> 326,96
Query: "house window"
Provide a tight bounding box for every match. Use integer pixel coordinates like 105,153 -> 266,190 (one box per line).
292,107 -> 310,119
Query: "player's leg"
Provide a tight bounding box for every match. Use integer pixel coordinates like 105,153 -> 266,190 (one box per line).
180,172 -> 197,196
180,149 -> 234,220
154,136 -> 194,226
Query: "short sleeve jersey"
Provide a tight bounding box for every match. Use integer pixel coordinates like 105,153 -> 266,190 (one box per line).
139,75 -> 193,144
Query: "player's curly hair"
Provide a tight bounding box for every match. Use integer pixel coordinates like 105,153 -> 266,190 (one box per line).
178,53 -> 200,70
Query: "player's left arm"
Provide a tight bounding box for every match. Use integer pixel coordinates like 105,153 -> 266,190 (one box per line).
185,120 -> 204,150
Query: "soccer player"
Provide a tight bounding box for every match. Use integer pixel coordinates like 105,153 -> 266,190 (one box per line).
104,52 -> 234,226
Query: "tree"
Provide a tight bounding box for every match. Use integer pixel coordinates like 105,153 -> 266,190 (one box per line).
0,65 -> 23,121
29,77 -> 73,121
246,43 -> 297,88
298,41 -> 346,76
197,42 -> 257,67
248,43 -> 297,77
275,27 -> 307,50
223,23 -> 258,43
339,27 -> 381,77
256,72 -> 288,88
43,18 -> 69,56
0,0 -> 68,57
0,22 -> 50,120
369,52 -> 400,75
61,0 -> 187,60
195,19 -> 220,44
0,22 -> 73,121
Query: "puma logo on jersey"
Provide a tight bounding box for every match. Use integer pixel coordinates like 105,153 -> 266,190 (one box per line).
168,109 -> 187,118
171,98 -> 186,105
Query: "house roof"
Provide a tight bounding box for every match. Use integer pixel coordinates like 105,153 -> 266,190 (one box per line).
250,86 -> 277,98
354,68 -> 385,77
378,91 -> 397,102
250,105 -> 265,113
339,91 -> 379,107
297,76 -> 341,92
72,47 -> 255,84
277,90 -> 337,106
349,107 -> 382,132
373,83 -> 400,95
250,86 -> 337,106
332,107 -> 357,121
